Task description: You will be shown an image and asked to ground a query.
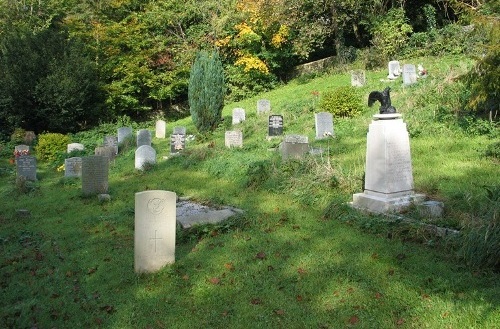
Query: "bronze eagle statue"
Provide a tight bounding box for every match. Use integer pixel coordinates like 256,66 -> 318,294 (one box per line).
368,87 -> 397,114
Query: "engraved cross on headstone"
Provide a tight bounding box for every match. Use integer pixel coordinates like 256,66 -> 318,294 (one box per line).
150,230 -> 162,253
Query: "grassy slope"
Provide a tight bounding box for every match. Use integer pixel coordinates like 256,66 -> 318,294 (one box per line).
0,55 -> 499,328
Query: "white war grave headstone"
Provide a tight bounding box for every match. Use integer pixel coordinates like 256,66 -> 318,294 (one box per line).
137,129 -> 152,147
64,157 -> 82,178
117,127 -> 133,144
314,112 -> 334,139
351,70 -> 366,87
387,60 -> 401,80
351,113 -> 424,213
67,143 -> 85,153
81,156 -> 109,195
281,135 -> 309,161
16,155 -> 37,181
225,131 -> 243,148
156,120 -> 166,139
402,64 -> 418,86
135,145 -> 156,170
257,99 -> 271,115
232,108 -> 246,125
135,190 -> 177,273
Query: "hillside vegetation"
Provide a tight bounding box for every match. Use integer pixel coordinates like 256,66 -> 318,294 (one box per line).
0,54 -> 499,328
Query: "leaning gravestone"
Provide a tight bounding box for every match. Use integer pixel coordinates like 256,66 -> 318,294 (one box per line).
81,156 -> 109,195
67,143 -> 85,153
137,129 -> 152,147
170,134 -> 186,154
16,155 -> 37,181
402,64 -> 418,86
388,60 -> 401,79
117,127 -> 133,144
103,136 -> 118,155
315,112 -> 334,139
351,113 -> 424,213
64,157 -> 82,178
156,120 -> 166,139
135,190 -> 177,273
225,131 -> 243,148
135,145 -> 156,170
173,126 -> 186,136
95,146 -> 116,163
351,70 -> 366,87
257,99 -> 271,115
281,135 -> 309,160
232,108 -> 246,125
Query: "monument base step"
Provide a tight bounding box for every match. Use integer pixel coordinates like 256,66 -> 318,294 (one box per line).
350,192 -> 426,214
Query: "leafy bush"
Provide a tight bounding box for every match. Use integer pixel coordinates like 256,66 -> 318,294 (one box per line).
370,8 -> 413,60
319,86 -> 363,118
36,133 -> 70,162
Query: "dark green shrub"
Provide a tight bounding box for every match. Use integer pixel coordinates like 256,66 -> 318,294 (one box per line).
36,133 -> 70,162
319,86 -> 363,118
188,50 -> 225,133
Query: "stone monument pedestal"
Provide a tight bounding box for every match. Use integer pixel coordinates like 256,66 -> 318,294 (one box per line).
351,113 -> 424,213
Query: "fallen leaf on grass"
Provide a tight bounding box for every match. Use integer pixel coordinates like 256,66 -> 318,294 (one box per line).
250,298 -> 262,305
274,309 -> 285,316
224,262 -> 234,271
256,251 -> 266,260
182,274 -> 189,281
100,305 -> 115,314
297,268 -> 307,275
396,318 -> 405,326
209,277 -> 220,285
87,267 -> 98,275
296,295 -> 303,301
375,292 -> 383,299
348,315 -> 359,325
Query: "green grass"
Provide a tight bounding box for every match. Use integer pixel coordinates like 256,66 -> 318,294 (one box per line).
1,54 -> 499,328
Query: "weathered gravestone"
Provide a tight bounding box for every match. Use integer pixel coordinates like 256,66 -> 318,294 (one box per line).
351,113 -> 424,213
268,115 -> 284,137
257,99 -> 271,115
156,120 -> 166,139
314,112 -> 334,139
135,145 -> 156,170
117,127 -> 133,144
170,134 -> 186,154
135,190 -> 177,273
24,131 -> 36,145
402,64 -> 417,86
103,136 -> 118,155
16,155 -> 37,181
67,143 -> 85,153
64,157 -> 82,178
351,70 -> 366,87
173,126 -> 186,136
388,60 -> 401,79
281,135 -> 309,160
232,108 -> 246,125
81,156 -> 109,195
225,131 -> 243,148
95,146 -> 116,163
137,129 -> 152,147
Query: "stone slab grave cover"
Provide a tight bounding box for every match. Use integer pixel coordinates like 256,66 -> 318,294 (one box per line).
173,126 -> 186,136
351,70 -> 366,87
170,134 -> 186,154
403,64 -> 417,86
64,157 -> 82,178
137,129 -> 152,147
103,136 -> 118,155
315,112 -> 334,139
117,127 -> 133,144
176,200 -> 244,229
387,60 -> 401,79
135,190 -> 177,273
225,130 -> 243,148
232,108 -> 246,125
351,113 -> 424,213
95,146 -> 116,163
257,99 -> 270,115
81,156 -> 109,195
156,120 -> 166,139
135,145 -> 156,170
16,155 -> 37,181
67,143 -> 85,153
268,115 -> 284,137
281,135 -> 309,160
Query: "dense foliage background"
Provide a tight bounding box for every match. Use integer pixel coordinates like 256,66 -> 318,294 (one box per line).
0,0 -> 498,137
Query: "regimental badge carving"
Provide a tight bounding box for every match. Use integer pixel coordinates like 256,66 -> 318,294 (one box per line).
147,198 -> 165,215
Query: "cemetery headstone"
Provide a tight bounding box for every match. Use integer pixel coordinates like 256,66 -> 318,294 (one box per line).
135,145 -> 157,170
402,64 -> 417,85
137,129 -> 152,147
170,134 -> 186,154
268,115 -> 283,136
225,131 -> 243,148
281,135 -> 309,160
64,157 -> 82,178
16,155 -> 37,181
388,60 -> 401,79
156,120 -> 166,139
135,190 -> 177,273
173,126 -> 186,136
314,112 -> 334,139
95,146 -> 116,163
14,145 -> 30,157
232,108 -> 246,125
23,131 -> 36,145
257,99 -> 271,115
103,136 -> 118,155
81,156 -> 109,195
117,127 -> 133,144
67,143 -> 85,153
351,70 -> 366,87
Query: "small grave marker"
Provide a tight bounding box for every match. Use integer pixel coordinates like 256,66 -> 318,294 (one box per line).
170,134 -> 186,154
232,108 -> 246,125
81,156 -> 109,195
351,70 -> 366,87
95,146 -> 116,163
117,127 -> 133,144
67,143 -> 85,153
137,129 -> 152,147
16,155 -> 37,181
225,131 -> 243,148
173,126 -> 186,136
403,64 -> 417,85
388,60 -> 401,79
64,157 -> 82,178
257,99 -> 270,114
314,112 -> 334,139
268,115 -> 283,136
156,120 -> 166,139
281,135 -> 309,160
135,145 -> 156,170
103,136 -> 118,155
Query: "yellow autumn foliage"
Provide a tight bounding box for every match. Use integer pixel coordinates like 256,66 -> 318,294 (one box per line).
235,55 -> 269,74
